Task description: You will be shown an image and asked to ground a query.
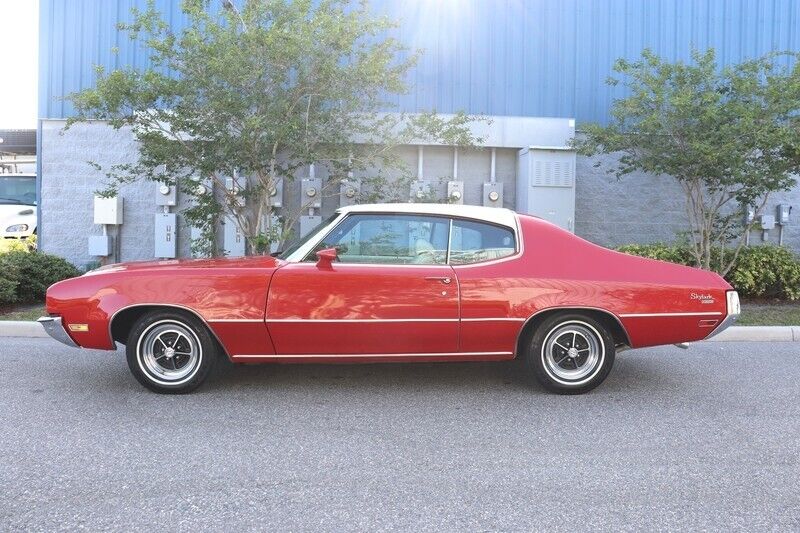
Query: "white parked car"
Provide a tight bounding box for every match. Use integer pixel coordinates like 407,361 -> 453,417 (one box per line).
0,173 -> 37,239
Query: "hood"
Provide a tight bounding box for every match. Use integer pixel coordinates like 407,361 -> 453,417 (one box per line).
84,255 -> 284,275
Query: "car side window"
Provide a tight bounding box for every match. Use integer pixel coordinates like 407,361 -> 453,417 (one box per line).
308,214 -> 450,265
449,219 -> 516,265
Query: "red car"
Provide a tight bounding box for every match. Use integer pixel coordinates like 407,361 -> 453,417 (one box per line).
39,203 -> 739,394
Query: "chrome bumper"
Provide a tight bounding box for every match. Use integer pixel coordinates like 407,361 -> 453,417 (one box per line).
704,313 -> 739,340
37,317 -> 79,347
705,290 -> 741,340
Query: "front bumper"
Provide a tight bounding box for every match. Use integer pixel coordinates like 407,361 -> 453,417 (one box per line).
37,317 -> 79,347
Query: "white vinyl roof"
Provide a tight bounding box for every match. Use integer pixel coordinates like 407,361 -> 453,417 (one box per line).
338,203 -> 518,228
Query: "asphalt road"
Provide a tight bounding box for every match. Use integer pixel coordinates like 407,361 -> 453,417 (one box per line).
1,338 -> 798,532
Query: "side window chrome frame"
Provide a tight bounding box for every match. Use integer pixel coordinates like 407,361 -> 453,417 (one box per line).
446,215 -> 521,267
282,211 -> 348,263
282,210 -> 523,267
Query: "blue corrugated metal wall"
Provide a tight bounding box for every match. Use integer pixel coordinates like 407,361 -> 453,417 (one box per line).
39,0 -> 800,124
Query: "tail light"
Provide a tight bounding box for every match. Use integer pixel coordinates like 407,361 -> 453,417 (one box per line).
726,291 -> 741,317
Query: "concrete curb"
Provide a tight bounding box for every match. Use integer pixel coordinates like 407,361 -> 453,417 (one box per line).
703,326 -> 799,342
0,320 -> 797,341
0,321 -> 48,338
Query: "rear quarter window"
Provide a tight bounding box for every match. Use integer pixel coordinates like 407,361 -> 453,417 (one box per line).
449,219 -> 516,265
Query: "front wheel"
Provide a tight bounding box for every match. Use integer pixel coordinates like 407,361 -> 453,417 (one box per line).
525,313 -> 615,394
126,311 -> 216,394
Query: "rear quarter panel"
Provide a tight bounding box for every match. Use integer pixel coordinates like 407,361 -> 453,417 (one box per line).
457,216 -> 730,352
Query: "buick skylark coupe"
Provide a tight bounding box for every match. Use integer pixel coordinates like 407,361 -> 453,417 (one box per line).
40,203 -> 740,394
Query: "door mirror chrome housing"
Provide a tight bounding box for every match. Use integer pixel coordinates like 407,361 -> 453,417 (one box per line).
315,247 -> 338,268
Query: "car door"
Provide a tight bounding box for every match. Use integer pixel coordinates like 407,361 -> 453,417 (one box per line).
448,218 -> 522,355
266,213 -> 459,355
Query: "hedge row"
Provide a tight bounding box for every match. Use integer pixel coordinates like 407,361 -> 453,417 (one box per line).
617,244 -> 800,300
0,250 -> 80,306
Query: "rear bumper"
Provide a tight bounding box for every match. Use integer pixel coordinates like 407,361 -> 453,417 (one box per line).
705,290 -> 741,340
37,317 -> 79,347
704,313 -> 739,340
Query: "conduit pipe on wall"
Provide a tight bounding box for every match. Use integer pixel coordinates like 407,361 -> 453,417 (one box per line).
308,163 -> 315,216
417,146 -> 424,179
347,152 -> 354,180
490,147 -> 497,183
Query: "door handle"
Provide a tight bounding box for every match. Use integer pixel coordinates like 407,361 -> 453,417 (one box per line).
425,276 -> 451,284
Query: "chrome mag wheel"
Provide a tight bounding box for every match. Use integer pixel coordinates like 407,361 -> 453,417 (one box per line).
137,320 -> 203,385
542,322 -> 604,384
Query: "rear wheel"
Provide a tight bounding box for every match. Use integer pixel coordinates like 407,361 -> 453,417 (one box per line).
525,313 -> 615,394
126,311 -> 216,394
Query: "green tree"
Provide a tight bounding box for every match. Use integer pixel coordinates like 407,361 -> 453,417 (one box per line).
67,0 -> 479,255
574,49 -> 800,275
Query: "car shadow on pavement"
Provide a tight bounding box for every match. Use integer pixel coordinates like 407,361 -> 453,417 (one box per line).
205,358 -> 537,394
30,343 -> 667,396
196,353 -> 665,396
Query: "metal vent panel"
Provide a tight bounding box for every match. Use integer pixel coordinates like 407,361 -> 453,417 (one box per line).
533,160 -> 575,188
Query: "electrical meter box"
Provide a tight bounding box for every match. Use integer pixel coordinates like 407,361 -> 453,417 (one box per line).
447,181 -> 464,205
517,146 -> 576,232
301,178 -> 322,209
154,213 -> 177,258
226,176 -> 245,207
410,180 -> 432,202
223,216 -> 246,257
267,179 -> 283,208
340,180 -> 360,207
300,215 -> 322,237
88,235 -> 112,257
93,196 -> 123,225
261,214 -> 282,253
482,182 -> 503,207
155,182 -> 177,207
777,204 -> 791,225
189,178 -> 213,257
193,179 -> 212,198
760,214 -> 776,230
190,224 -> 204,256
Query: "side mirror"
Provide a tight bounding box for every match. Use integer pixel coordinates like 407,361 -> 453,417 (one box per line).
315,247 -> 338,268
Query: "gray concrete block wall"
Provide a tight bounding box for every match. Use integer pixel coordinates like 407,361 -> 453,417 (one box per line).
574,153 -> 689,246
41,121 -> 192,268
41,121 -> 519,265
40,120 -> 800,266
574,152 -> 800,251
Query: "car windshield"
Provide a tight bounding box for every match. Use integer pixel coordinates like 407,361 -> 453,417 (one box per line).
0,176 -> 36,205
276,213 -> 339,260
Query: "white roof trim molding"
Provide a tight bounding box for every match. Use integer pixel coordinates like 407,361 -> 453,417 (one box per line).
43,113 -> 575,150
339,203 -> 518,228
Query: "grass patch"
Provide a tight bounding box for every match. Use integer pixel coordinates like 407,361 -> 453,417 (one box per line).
738,301 -> 800,326
0,304 -> 46,321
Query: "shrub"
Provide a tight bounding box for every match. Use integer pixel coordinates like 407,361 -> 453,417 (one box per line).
0,276 -> 18,305
727,246 -> 800,300
0,236 -> 36,254
618,243 -> 800,300
616,243 -> 694,265
0,251 -> 80,305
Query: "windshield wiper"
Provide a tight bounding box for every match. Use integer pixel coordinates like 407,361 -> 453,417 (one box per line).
0,197 -> 23,204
